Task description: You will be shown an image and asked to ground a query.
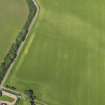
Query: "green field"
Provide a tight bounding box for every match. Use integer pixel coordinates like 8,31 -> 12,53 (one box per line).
6,0 -> 105,105
0,95 -> 14,102
0,0 -> 28,60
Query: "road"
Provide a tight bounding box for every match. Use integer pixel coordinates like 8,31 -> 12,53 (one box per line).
0,90 -> 17,105
0,0 -> 40,89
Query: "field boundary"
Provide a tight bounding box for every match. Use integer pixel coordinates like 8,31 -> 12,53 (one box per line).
0,0 -> 40,104
0,0 -> 40,88
0,0 -> 49,104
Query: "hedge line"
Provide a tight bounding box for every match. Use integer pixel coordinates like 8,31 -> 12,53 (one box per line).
0,0 -> 37,82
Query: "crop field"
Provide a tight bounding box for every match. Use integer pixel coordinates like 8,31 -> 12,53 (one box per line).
6,0 -> 105,105
0,0 -> 28,61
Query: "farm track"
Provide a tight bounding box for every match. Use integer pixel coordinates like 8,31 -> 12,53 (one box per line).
0,0 -> 41,104
0,0 -> 50,104
0,0 -> 40,88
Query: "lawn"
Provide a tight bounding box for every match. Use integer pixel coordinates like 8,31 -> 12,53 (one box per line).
0,95 -> 14,102
0,0 -> 28,61
6,0 -> 105,105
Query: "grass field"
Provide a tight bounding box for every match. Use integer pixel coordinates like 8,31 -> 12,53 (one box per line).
0,0 -> 28,61
0,95 -> 14,102
6,0 -> 105,105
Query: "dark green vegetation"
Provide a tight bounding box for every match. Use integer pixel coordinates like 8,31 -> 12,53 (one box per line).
0,0 -> 28,60
0,0 -> 28,81
0,0 -> 36,82
6,0 -> 105,105
25,89 -> 36,105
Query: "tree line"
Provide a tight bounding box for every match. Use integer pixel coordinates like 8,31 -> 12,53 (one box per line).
0,0 -> 37,83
